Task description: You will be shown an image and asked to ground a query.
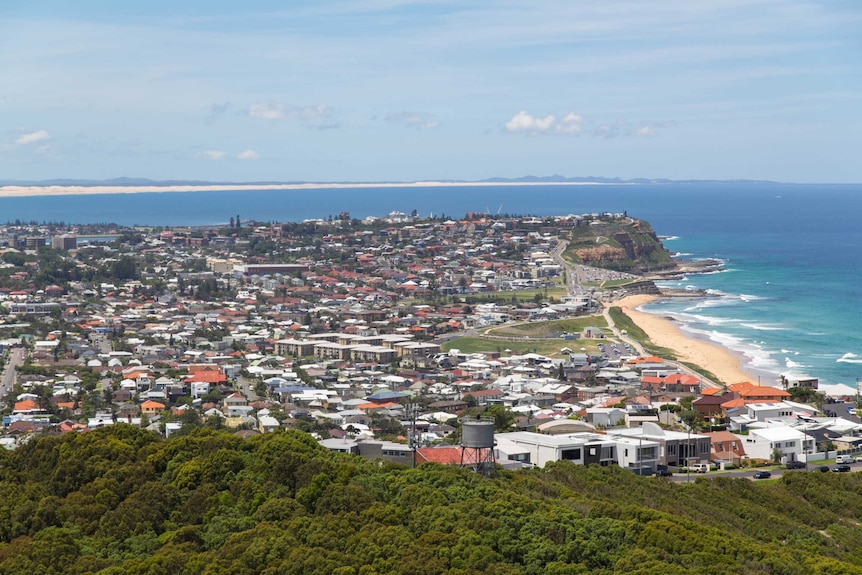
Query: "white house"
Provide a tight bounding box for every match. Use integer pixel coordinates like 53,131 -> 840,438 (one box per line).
743,426 -> 812,463
494,431 -> 618,469
745,402 -> 795,422
258,415 -> 281,433
191,381 -> 211,399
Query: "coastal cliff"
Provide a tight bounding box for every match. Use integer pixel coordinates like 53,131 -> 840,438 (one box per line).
562,216 -> 677,274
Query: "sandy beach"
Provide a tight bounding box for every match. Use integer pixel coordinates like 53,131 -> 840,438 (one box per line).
614,294 -> 758,386
0,180 -> 613,198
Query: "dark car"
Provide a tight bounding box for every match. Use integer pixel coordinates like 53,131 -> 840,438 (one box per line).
654,469 -> 673,477
815,465 -> 830,473
752,471 -> 772,479
832,465 -> 851,473
785,461 -> 806,470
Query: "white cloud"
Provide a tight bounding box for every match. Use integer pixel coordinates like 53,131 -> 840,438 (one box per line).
556,113 -> 584,134
384,111 -> 441,130
249,103 -> 286,119
249,102 -> 339,128
237,149 -> 260,160
297,104 -> 340,129
503,111 -> 584,134
630,126 -> 656,137
504,111 -> 556,133
197,149 -> 227,160
16,130 -> 51,146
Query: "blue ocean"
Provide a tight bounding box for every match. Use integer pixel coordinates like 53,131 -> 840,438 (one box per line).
3,182 -> 861,387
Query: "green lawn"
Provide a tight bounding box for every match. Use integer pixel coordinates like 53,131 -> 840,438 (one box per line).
441,336 -> 610,357
488,316 -> 608,337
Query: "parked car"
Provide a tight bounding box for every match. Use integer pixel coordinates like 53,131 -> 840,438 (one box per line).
753,471 -> 772,479
785,461 -> 806,469
688,463 -> 709,474
815,465 -> 830,473
836,455 -> 856,464
832,465 -> 851,473
654,469 -> 673,477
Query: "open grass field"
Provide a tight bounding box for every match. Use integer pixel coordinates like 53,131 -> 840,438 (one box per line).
402,285 -> 568,306
441,336 -> 610,357
487,316 -> 608,337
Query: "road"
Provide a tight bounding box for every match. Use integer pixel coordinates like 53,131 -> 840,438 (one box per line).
0,347 -> 24,400
235,375 -> 259,402
664,458 -> 862,483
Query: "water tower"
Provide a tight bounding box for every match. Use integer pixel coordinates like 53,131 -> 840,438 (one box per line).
460,416 -> 496,476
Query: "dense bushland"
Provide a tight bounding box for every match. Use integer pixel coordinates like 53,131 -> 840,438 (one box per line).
0,425 -> 861,574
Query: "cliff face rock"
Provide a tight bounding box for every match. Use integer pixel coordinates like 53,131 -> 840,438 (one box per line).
565,216 -> 676,274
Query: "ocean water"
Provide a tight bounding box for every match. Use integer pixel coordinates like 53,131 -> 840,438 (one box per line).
2,182 -> 861,386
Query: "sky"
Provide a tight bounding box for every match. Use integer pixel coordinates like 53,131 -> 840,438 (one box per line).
1,0 -> 861,183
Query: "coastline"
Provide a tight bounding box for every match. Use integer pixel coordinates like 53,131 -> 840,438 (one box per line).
0,180 -> 615,199
614,294 -> 759,386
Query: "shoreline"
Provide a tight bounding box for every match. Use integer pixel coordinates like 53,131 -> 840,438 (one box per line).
0,181 -> 617,199
614,294 -> 760,386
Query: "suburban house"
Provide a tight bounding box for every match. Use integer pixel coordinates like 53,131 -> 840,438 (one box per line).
742,426 -> 812,463
494,431 -> 619,469
607,422 -> 712,467
706,430 -> 747,465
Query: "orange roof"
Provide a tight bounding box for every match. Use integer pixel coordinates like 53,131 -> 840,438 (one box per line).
701,387 -> 723,396
664,373 -> 699,385
13,399 -> 40,412
141,400 -> 166,410
720,397 -> 747,409
357,401 -> 400,411
188,365 -> 221,374
739,389 -> 791,399
417,446 -> 464,465
628,356 -> 664,364
184,371 -> 226,383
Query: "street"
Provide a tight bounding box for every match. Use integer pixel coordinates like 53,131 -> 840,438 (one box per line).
0,347 -> 24,400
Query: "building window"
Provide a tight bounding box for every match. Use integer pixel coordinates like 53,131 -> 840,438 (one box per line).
667,444 -> 677,455
700,442 -> 709,453
561,448 -> 582,461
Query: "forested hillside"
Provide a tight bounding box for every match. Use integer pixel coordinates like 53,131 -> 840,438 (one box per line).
1,426 -> 861,574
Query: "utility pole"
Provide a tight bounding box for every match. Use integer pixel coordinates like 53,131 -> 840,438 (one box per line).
687,425 -> 692,484
407,399 -> 420,468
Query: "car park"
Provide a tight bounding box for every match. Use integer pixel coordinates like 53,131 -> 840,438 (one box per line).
832,465 -> 851,473
753,471 -> 772,479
